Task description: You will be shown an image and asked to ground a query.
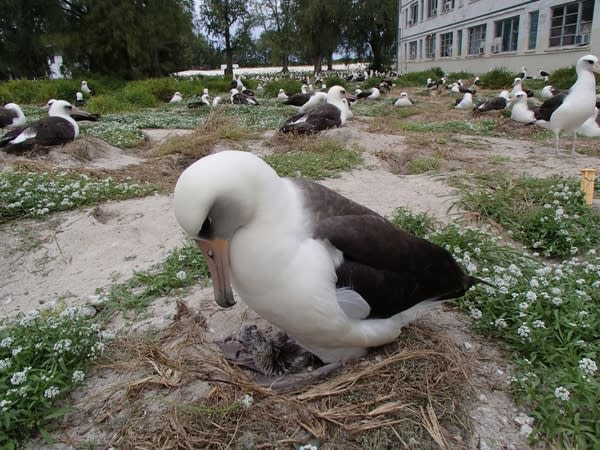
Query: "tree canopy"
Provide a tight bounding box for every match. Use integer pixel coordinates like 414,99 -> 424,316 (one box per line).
0,0 -> 399,80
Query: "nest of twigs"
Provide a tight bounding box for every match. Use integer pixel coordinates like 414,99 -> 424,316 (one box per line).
57,301 -> 474,449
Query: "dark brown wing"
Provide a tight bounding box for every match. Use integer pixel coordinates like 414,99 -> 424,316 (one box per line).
535,92 -> 567,121
292,179 -> 476,318
284,93 -> 311,107
279,104 -> 341,134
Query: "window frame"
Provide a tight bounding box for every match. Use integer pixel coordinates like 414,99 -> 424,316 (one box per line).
467,24 -> 487,55
549,0 -> 594,47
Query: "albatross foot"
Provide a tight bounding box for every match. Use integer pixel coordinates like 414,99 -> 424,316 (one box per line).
214,324 -> 341,393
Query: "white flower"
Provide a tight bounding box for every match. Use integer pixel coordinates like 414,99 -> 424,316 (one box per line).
552,297 -> 563,306
11,346 -> 22,357
529,279 -> 539,288
10,367 -> 31,385
0,399 -> 11,411
494,318 -> 508,329
240,393 -> 253,408
579,358 -> 597,376
525,291 -> 537,302
53,339 -> 72,353
554,386 -> 570,401
517,325 -> 530,338
0,358 -> 12,371
532,320 -> 545,329
176,270 -> 187,280
298,445 -> 318,450
518,302 -> 529,310
469,308 -> 482,320
72,370 -> 85,383
44,386 -> 60,399
0,337 -> 14,348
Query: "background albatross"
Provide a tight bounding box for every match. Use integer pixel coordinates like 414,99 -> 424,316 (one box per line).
174,151 -> 485,383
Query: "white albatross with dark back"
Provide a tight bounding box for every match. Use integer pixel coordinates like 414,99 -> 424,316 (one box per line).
173,151 -> 484,364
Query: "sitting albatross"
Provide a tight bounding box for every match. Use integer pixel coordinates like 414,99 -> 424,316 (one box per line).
0,103 -> 26,128
531,54 -> 600,155
279,85 -> 351,134
1,100 -> 79,153
174,151 -> 486,384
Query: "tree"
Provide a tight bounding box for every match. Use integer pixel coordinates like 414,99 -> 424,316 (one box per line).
254,0 -> 296,72
0,0 -> 65,79
294,0 -> 349,74
61,0 -> 195,78
197,0 -> 254,77
343,0 -> 398,72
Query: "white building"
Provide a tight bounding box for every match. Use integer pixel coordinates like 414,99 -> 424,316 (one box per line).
397,0 -> 598,74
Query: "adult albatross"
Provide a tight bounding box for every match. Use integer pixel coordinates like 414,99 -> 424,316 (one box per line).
531,54 -> 600,155
174,151 -> 485,383
1,100 -> 79,153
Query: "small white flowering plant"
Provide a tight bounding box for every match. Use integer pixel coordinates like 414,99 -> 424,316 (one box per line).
0,170 -> 155,222
391,207 -> 600,448
0,306 -> 109,446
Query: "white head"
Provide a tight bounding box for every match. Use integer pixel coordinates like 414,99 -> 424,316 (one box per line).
400,92 -> 408,98
203,88 -> 209,95
3,103 -> 25,126
173,151 -> 279,307
76,92 -> 84,101
509,90 -> 528,104
81,81 -> 87,86
576,54 -> 600,74
48,100 -> 79,138
512,77 -> 522,86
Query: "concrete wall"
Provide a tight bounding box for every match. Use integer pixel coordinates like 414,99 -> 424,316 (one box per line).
397,0 -> 600,75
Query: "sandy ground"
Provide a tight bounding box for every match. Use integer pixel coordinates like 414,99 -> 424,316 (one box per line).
2,95 -> 599,449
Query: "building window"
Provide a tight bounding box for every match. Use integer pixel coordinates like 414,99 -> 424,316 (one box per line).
494,15 -> 519,52
468,24 -> 486,55
441,0 -> 455,13
529,11 -> 539,49
440,32 -> 453,57
409,41 -> 418,60
550,0 -> 594,47
408,2 -> 418,25
457,29 -> 463,55
425,34 -> 436,58
426,0 -> 438,18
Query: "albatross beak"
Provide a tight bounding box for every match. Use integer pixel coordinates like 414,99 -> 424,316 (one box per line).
196,238 -> 235,308
593,62 -> 600,74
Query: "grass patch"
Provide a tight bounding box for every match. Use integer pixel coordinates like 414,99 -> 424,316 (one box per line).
392,209 -> 600,449
0,307 -> 110,447
406,154 -> 441,174
396,119 -> 498,136
154,109 -> 259,158
0,170 -> 156,223
263,137 -> 362,179
452,173 -> 600,258
95,241 -> 210,321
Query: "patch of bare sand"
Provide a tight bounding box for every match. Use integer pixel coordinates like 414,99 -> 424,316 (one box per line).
0,195 -> 185,317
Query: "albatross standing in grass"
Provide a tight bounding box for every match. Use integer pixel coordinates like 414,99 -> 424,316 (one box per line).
531,54 -> 600,155
173,150 -> 486,386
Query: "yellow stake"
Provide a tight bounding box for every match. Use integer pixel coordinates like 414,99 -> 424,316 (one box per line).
580,168 -> 596,206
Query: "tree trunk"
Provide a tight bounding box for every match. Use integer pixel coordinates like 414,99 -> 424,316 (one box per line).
327,51 -> 333,71
313,54 -> 322,76
224,28 -> 234,77
281,53 -> 289,73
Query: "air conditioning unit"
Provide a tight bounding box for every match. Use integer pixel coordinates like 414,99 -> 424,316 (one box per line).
575,33 -> 590,45
492,37 -> 502,53
491,43 -> 500,53
479,44 -> 485,55
408,19 -> 414,25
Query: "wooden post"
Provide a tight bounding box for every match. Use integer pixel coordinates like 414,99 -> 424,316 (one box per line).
580,168 -> 596,206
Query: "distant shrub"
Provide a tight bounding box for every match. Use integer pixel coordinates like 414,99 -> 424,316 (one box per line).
549,66 -> 576,90
87,95 -> 135,114
479,67 -> 514,89
446,71 -> 474,83
121,82 -> 160,108
322,75 -> 348,89
395,67 -> 445,87
264,79 -> 304,97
